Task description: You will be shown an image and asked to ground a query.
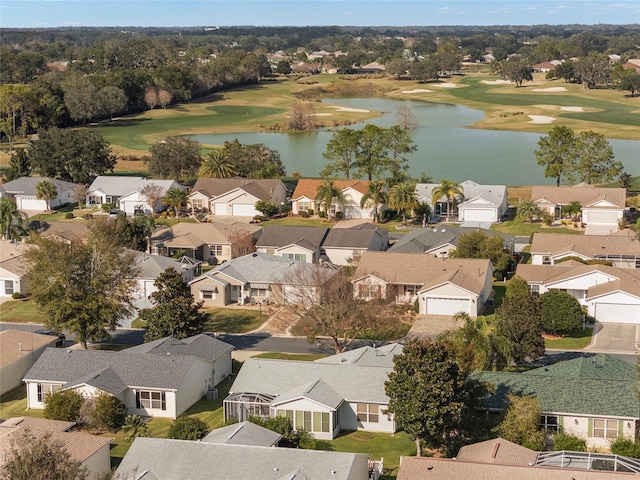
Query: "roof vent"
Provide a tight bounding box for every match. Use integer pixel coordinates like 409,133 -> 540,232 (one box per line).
252,253 -> 258,257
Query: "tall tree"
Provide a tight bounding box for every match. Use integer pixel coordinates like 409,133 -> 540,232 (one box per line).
494,394 -> 545,450
35,180 -> 58,212
25,219 -> 139,348
497,56 -> 533,87
535,126 -> 578,186
450,231 -> 513,280
569,131 -> 621,185
384,340 -> 467,456
138,182 -> 165,215
516,198 -> 541,222
321,128 -> 360,179
396,106 -> 418,130
2,148 -> 31,182
222,139 -> 285,178
355,124 -> 392,181
96,85 -> 128,121
430,179 -> 464,220
315,179 -> 346,221
148,136 -> 202,181
388,182 -> 418,224
0,84 -> 38,158
359,180 -> 388,223
0,198 -> 28,241
384,125 -> 416,182
287,102 -> 317,131
27,128 -> 117,183
199,150 -> 235,178
163,187 -> 189,216
62,73 -> 99,125
140,267 -> 206,342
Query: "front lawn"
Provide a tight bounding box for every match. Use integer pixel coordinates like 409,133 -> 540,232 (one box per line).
0,386 -> 43,419
544,326 -> 594,350
0,299 -> 42,323
203,307 -> 266,333
491,216 -> 583,236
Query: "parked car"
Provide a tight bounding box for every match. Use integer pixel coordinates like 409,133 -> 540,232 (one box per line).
34,329 -> 66,347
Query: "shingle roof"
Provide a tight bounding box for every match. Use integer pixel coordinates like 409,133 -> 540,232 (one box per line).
39,221 -> 90,241
88,176 -> 178,197
150,222 -> 261,248
191,178 -> 284,200
530,232 -> 640,258
389,226 -> 513,254
414,180 -> 506,207
1,177 -> 77,195
473,354 -> 640,418
272,378 -> 344,409
115,438 -> 368,480
0,255 -> 25,276
315,343 -> 403,368
0,240 -> 28,262
129,250 -> 189,279
66,367 -> 128,396
126,333 -> 234,363
456,438 -> 538,465
292,179 -> 370,200
256,226 -> 329,250
531,184 -> 626,209
323,224 -> 387,249
201,421 -> 281,447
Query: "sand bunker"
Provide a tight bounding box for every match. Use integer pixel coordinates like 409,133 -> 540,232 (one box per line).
531,87 -> 567,92
528,115 -> 556,124
328,106 -> 370,113
311,113 -> 333,116
559,106 -> 584,112
436,82 -> 458,88
481,80 -> 512,85
402,89 -> 433,93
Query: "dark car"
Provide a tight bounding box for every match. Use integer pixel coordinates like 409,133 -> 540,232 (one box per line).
34,329 -> 66,347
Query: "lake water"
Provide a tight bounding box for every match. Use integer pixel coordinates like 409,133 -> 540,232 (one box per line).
189,97 -> 640,185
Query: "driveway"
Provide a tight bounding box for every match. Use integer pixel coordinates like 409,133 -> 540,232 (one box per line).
401,314 -> 459,341
585,322 -> 639,354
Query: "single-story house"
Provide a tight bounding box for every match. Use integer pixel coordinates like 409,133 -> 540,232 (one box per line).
0,244 -> 27,298
388,225 -> 514,257
149,221 -> 262,264
474,354 -> 640,450
352,251 -> 494,317
87,176 -> 183,215
256,226 -> 329,264
0,177 -> 77,213
291,179 -> 376,219
351,62 -> 386,74
530,232 -> 640,269
201,421 -> 282,447
0,330 -> 58,395
516,263 -> 640,324
415,180 -> 508,225
532,61 -> 557,72
189,252 -> 338,307
0,417 -> 112,480
189,178 -> 287,217
38,221 -> 89,243
115,437 -> 375,480
23,334 -> 234,419
531,183 -> 627,236
224,344 -> 403,440
622,59 -> 640,72
321,222 -> 389,266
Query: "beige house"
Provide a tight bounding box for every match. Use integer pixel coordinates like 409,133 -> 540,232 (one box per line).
256,226 -> 329,264
0,417 -> 112,479
0,240 -> 28,298
291,179 -> 376,219
0,330 -> 58,395
352,251 -> 494,317
531,184 -> 627,235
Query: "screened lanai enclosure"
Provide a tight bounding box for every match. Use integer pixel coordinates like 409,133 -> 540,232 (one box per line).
224,392 -> 275,422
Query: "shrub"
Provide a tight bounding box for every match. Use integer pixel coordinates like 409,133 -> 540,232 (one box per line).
44,390 -> 84,422
64,212 -> 74,219
540,290 -> 583,335
121,414 -> 151,443
335,211 -> 344,220
307,209 -> 314,215
90,393 -> 127,431
101,203 -> 113,213
611,438 -> 640,458
11,292 -> 25,300
301,211 -> 310,218
553,432 -> 586,451
167,415 -> 209,440
318,210 -> 326,218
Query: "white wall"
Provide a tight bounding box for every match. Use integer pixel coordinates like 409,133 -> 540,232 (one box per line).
342,401 -> 395,434
175,359 -> 214,417
83,442 -> 112,480
213,351 -> 232,387
587,291 -> 640,317
122,388 -> 178,419
273,397 -> 335,440
324,248 -> 365,266
562,415 -> 636,450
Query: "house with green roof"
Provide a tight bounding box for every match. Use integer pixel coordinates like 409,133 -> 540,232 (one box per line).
474,354 -> 640,450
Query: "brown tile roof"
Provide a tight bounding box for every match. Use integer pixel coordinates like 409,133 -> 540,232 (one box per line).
455,438 -> 537,465
151,222 -> 261,248
191,178 -> 283,200
531,184 -> 626,209
292,179 -> 371,200
530,233 -> 640,257
0,330 -> 59,366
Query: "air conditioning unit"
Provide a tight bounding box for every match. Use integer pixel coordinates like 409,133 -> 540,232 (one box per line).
205,388 -> 218,401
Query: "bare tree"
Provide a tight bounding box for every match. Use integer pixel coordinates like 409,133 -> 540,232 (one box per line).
71,183 -> 89,210
157,89 -> 173,109
144,87 -> 159,110
139,183 -> 165,215
287,102 -> 317,131
396,106 -> 418,130
229,230 -> 257,258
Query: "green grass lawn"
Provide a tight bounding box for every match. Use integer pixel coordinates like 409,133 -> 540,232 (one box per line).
253,352 -> 329,361
491,216 -> 584,236
0,386 -> 43,419
203,307 -> 266,333
544,326 -> 594,350
0,299 -> 42,323
316,430 -> 416,479
261,217 -> 332,227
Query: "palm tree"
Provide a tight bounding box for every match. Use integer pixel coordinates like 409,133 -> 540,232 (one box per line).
359,181 -> 388,223
163,188 -> 189,219
517,198 -> 542,223
199,150 -> 235,178
430,179 -> 464,221
315,179 -> 346,221
35,180 -> 58,212
388,182 -> 418,225
121,414 -> 150,443
0,198 -> 28,241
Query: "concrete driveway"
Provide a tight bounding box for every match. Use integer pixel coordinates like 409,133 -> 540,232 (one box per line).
585,322 -> 639,354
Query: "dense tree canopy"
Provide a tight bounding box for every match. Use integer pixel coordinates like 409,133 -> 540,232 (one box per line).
535,125 -> 578,187
540,289 -> 584,335
222,139 -> 286,178
450,231 -> 513,280
494,394 -> 545,450
148,136 -> 202,180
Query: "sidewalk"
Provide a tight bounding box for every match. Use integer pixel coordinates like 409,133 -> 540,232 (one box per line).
248,306 -> 300,335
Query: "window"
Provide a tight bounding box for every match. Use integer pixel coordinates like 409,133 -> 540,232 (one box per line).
282,253 -> 307,262
298,202 -> 310,212
137,390 -> 167,410
4,280 -> 14,296
530,284 -> 540,296
358,284 -> 382,299
543,256 -> 551,265
191,199 -> 203,209
540,415 -> 560,433
295,410 -> 312,431
201,290 -> 216,300
37,383 -> 62,402
593,419 -> 619,439
209,245 -> 223,256
313,412 -> 330,433
357,403 -> 379,423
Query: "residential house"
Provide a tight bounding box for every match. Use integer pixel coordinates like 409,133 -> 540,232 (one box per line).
201,421 -> 282,447
0,417 -> 112,479
532,61 -> 557,72
256,226 -> 329,263
530,232 -> 640,269
0,240 -> 28,298
115,437 -> 375,480
87,176 -> 183,215
516,263 -> 640,324
415,180 -> 508,225
351,62 -> 386,74
23,334 -> 234,419
0,330 -> 58,395
189,252 -> 338,307
38,221 -> 89,243
352,251 -> 494,317
322,222 -> 389,266
474,354 -> 640,450
388,225 -> 514,257
291,179 -> 375,219
622,59 -> 640,72
224,344 -> 403,440
189,178 -> 287,217
531,184 -> 627,235
0,176 -> 77,213
149,221 -> 262,264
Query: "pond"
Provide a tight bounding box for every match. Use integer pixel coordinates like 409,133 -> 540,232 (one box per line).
189,97 -> 640,186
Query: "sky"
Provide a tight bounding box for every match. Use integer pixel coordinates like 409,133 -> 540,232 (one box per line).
1,0 -> 639,29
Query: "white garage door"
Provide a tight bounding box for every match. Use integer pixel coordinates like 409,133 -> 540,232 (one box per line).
594,303 -> 640,324
586,211 -> 615,225
461,208 -> 495,223
425,297 -> 470,316
214,203 -> 227,215
18,198 -> 45,211
232,204 -> 257,216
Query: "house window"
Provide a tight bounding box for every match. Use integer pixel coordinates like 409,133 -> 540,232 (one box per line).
191,199 -> 203,209
137,390 -> 167,410
543,256 -> 551,265
37,383 -> 62,402
403,285 -> 420,295
266,249 -> 275,255
298,202 -> 310,212
313,411 -> 330,433
201,290 -> 216,300
296,410 -> 312,431
209,245 -> 223,257
530,284 -> 540,296
283,253 -> 307,262
357,403 -> 379,423
540,415 -> 560,433
4,280 -> 14,296
593,419 -> 619,439
358,284 -> 382,299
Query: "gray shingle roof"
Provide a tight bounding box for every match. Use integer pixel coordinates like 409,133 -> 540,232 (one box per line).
389,225 -> 513,253
1,177 -> 77,195
126,334 -> 234,363
115,437 -> 368,480
315,343 -> 403,368
201,421 -> 281,447
66,367 -> 128,396
256,226 -> 329,250
129,250 -> 188,279
323,224 -> 387,249
272,378 -> 344,410
415,180 -> 506,207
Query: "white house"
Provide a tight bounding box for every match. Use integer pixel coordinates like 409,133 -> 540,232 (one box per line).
321,222 -> 389,266
23,334 -> 234,419
87,176 -> 183,215
256,226 -> 329,263
0,177 -> 77,213
291,179 -> 377,219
